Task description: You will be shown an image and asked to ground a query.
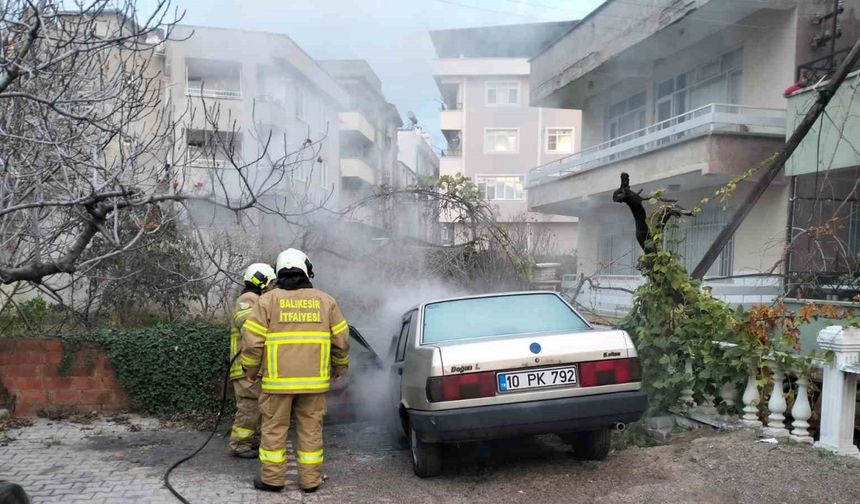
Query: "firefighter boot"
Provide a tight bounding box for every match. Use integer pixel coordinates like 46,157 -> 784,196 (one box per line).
253,476 -> 284,492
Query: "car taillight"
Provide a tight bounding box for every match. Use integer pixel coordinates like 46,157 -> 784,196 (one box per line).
579,358 -> 641,387
426,371 -> 497,402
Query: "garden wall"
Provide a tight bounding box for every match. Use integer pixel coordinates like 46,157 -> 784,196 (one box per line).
0,339 -> 127,415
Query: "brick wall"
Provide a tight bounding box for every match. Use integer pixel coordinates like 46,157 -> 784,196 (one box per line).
0,339 -> 128,415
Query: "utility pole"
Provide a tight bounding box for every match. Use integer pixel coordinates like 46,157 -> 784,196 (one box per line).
691,37 -> 860,280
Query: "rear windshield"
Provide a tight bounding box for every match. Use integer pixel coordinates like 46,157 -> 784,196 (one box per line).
422,293 -> 589,344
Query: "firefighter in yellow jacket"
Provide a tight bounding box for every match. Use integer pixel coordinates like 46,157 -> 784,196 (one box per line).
240,248 -> 349,493
229,263 -> 276,458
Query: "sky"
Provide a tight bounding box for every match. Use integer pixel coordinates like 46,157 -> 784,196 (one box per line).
138,0 -> 605,151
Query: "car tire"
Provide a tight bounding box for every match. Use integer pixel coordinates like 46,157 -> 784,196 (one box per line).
564,428 -> 611,460
409,424 -> 442,478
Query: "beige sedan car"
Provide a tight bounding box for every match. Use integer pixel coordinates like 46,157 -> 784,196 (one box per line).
388,291 -> 648,477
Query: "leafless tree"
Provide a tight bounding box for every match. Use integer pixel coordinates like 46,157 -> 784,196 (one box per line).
0,1 -> 334,321
351,179 -> 570,293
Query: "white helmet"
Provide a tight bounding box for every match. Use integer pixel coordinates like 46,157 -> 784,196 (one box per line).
276,248 -> 314,279
243,263 -> 276,288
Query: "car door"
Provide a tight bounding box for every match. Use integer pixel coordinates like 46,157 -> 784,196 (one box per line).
389,312 -> 413,410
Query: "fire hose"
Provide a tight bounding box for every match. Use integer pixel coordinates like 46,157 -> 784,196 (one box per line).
163,352 -> 238,504
163,325 -> 375,503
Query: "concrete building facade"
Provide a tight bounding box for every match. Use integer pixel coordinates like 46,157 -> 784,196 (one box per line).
319,60 -> 403,231
397,127 -> 441,243
163,25 -> 348,249
526,0 -> 860,315
430,23 -> 582,254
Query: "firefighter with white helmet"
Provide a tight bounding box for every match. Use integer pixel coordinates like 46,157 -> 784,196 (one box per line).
228,263 -> 276,458
240,248 -> 349,493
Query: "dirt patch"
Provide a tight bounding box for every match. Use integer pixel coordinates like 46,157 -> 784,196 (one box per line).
36,409 -> 104,424
84,430 -> 209,468
160,410 -> 225,432
0,415 -> 33,433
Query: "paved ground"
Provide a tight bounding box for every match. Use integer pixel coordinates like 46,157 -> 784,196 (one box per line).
2,415 -> 860,503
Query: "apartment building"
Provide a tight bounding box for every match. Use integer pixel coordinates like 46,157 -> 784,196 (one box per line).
319,60 -> 403,231
397,126 -> 441,242
163,26 -> 348,250
785,68 -> 860,297
430,22 -> 582,253
526,0 -> 860,315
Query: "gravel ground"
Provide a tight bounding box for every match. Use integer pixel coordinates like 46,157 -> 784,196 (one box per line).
325,424 -> 860,504
2,416 -> 860,503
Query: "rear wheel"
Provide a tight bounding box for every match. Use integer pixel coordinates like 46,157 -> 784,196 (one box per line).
410,424 -> 442,478
563,428 -> 611,460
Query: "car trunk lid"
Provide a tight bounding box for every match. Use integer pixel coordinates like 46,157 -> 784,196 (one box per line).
438,329 -> 631,375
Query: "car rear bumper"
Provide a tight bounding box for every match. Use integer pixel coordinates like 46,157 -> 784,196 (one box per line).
408,390 -> 648,443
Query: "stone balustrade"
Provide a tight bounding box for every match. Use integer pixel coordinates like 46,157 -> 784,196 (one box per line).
814,325 -> 860,457
692,326 -> 860,457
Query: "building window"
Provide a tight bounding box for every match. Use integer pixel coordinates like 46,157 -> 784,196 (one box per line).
476,175 -> 523,201
93,20 -> 109,37
598,218 -> 638,275
185,129 -> 240,167
666,206 -> 734,277
485,81 -> 520,106
319,160 -> 329,188
186,58 -> 242,99
654,72 -> 691,123
295,85 -> 305,120
606,92 -> 646,141
690,47 -> 743,108
320,105 -> 328,134
484,128 -> 519,154
546,128 -> 575,153
441,224 -> 454,245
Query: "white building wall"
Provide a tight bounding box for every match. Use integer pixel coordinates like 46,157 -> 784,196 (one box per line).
436,68 -> 580,252
164,26 -> 345,217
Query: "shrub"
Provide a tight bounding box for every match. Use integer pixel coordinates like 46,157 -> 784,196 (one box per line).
621,203 -> 834,414
59,323 -> 229,414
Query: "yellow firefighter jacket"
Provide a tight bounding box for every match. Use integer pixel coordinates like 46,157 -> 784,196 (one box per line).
229,291 -> 260,380
240,287 -> 349,394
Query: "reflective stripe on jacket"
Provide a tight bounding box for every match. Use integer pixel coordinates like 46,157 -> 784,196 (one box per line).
240,287 -> 349,394
230,291 -> 259,380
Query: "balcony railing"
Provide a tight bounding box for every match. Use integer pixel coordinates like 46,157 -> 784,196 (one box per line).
186,85 -> 242,100
185,158 -> 229,169
253,93 -> 285,105
796,47 -> 860,88
529,103 -> 786,187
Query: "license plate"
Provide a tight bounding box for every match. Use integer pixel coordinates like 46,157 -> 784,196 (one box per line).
497,366 -> 577,392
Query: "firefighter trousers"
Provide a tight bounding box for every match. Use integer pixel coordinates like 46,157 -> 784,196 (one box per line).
258,392 -> 327,489
229,377 -> 261,453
